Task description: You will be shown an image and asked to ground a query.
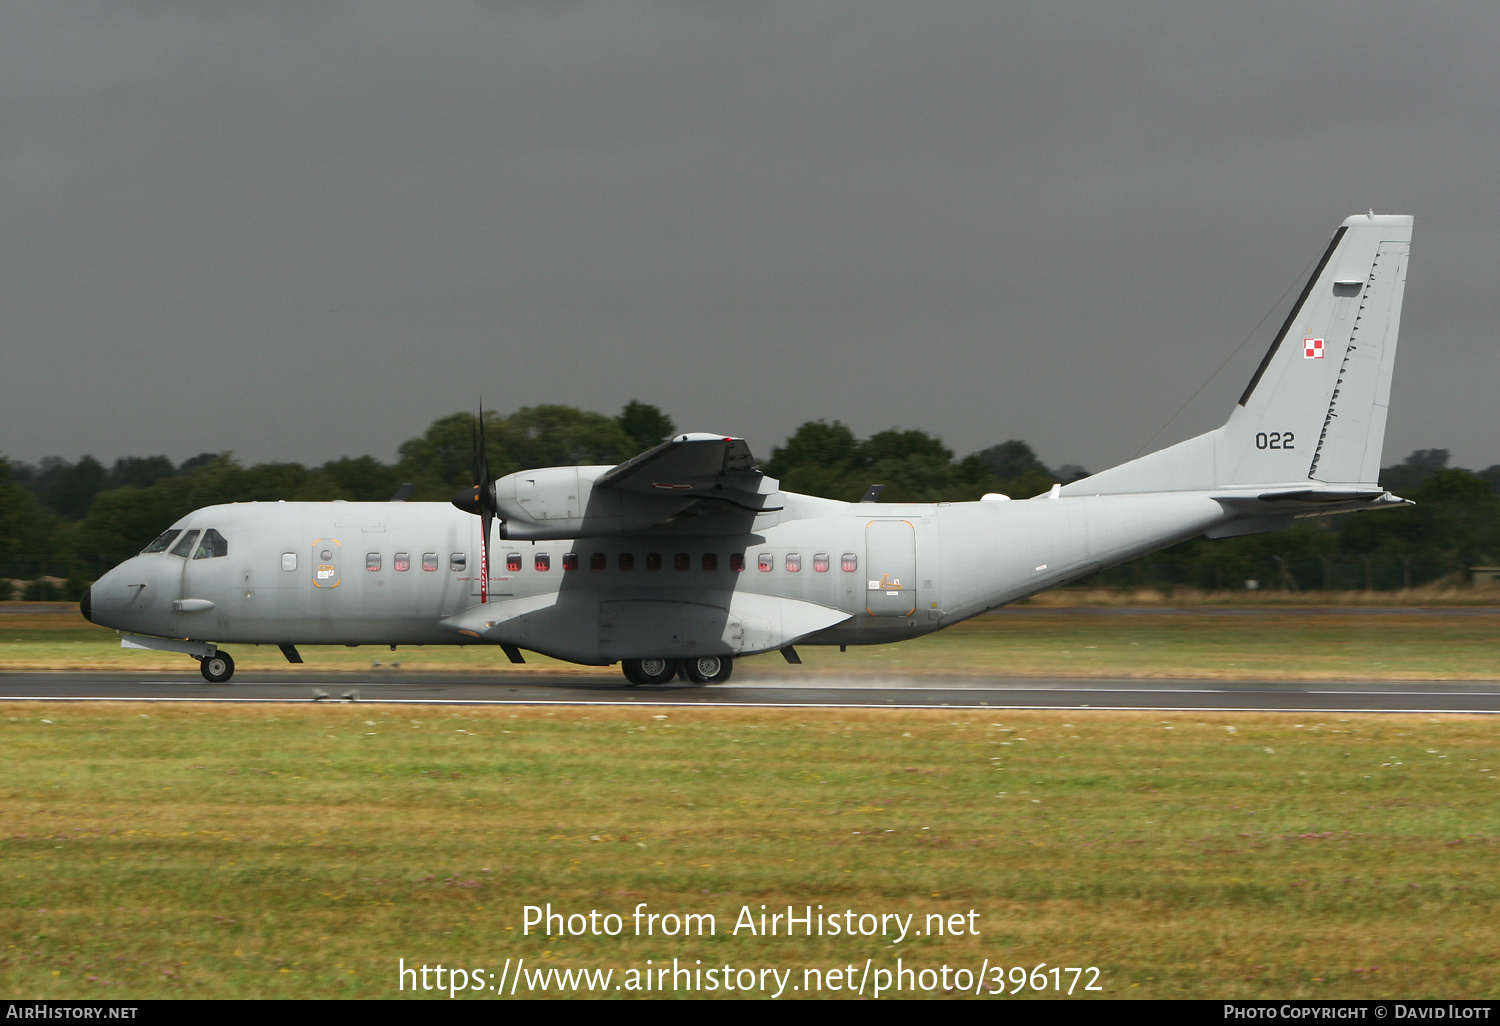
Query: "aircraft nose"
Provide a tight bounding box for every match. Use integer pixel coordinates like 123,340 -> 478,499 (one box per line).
82,559 -> 150,632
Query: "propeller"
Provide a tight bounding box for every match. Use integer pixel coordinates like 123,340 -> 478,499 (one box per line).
451,405 -> 499,603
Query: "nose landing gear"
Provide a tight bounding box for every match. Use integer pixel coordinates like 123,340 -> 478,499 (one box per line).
199,651 -> 236,683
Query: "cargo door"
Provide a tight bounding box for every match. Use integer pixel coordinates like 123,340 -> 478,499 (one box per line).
865,520 -> 916,617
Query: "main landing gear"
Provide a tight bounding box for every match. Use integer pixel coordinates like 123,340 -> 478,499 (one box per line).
682,655 -> 733,684
199,651 -> 236,683
621,655 -> 734,687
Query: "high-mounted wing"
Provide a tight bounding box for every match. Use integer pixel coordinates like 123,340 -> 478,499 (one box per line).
486,433 -> 782,541
592,432 -> 773,514
595,433 -> 757,493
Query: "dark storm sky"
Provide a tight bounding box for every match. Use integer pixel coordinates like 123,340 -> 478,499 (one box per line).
2,2 -> 1496,473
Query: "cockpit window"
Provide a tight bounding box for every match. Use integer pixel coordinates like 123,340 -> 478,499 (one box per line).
169,530 -> 201,558
142,529 -> 182,554
193,529 -> 228,560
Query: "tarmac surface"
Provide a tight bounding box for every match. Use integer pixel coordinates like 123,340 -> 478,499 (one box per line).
3,671 -> 1499,714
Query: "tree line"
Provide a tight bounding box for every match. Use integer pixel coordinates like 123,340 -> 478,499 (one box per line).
1,403 -> 1496,598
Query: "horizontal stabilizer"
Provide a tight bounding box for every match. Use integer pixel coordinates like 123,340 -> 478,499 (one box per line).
1211,485 -> 1412,523
1254,488 -> 1387,504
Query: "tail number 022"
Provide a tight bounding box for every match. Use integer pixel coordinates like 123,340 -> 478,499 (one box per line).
1256,431 -> 1294,450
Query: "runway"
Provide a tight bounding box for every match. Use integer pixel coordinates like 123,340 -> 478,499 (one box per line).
4,671 -> 1500,714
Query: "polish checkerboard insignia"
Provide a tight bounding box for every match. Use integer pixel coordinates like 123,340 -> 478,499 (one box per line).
1303,338 -> 1325,359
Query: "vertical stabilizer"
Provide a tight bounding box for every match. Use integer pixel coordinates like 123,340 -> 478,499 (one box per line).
1062,214 -> 1412,496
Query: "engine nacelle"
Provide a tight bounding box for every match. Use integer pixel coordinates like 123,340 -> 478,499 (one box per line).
492,466 -> 696,540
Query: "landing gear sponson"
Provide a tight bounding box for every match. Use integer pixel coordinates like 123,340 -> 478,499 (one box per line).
621,655 -> 733,687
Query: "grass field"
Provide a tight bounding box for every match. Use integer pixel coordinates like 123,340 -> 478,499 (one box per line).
4,605 -> 1499,681
2,703 -> 1498,1000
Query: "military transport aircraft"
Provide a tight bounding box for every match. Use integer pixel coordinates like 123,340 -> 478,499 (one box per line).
83,213 -> 1413,686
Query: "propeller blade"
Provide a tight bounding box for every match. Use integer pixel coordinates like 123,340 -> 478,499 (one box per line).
451,403 -> 499,603
477,403 -> 494,603
480,507 -> 493,604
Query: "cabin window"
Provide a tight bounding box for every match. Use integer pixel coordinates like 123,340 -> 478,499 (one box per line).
142,529 -> 182,554
534,553 -> 551,571
450,553 -> 466,572
842,552 -> 858,572
169,530 -> 201,559
702,553 -> 718,572
674,552 -> 690,572
422,553 -> 438,572
758,552 -> 773,572
730,552 -> 745,572
366,552 -> 382,572
590,552 -> 606,571
281,552 -> 297,572
814,553 -> 830,573
646,552 -> 662,572
506,553 -> 522,572
618,552 -> 634,571
563,553 -> 579,572
785,553 -> 801,573
394,552 -> 410,572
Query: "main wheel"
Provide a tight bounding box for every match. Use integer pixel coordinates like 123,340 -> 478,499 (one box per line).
621,657 -> 678,686
682,654 -> 733,685
200,651 -> 235,683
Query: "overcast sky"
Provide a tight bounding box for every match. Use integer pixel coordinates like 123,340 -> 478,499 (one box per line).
2,1 -> 1496,474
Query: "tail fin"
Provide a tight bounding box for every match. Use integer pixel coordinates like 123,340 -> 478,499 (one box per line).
1063,213 -> 1412,496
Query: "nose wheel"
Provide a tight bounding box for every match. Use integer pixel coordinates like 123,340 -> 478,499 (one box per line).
199,652 -> 236,683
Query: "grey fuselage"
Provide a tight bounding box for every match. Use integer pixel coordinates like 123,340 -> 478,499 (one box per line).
86,488 -> 1228,664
